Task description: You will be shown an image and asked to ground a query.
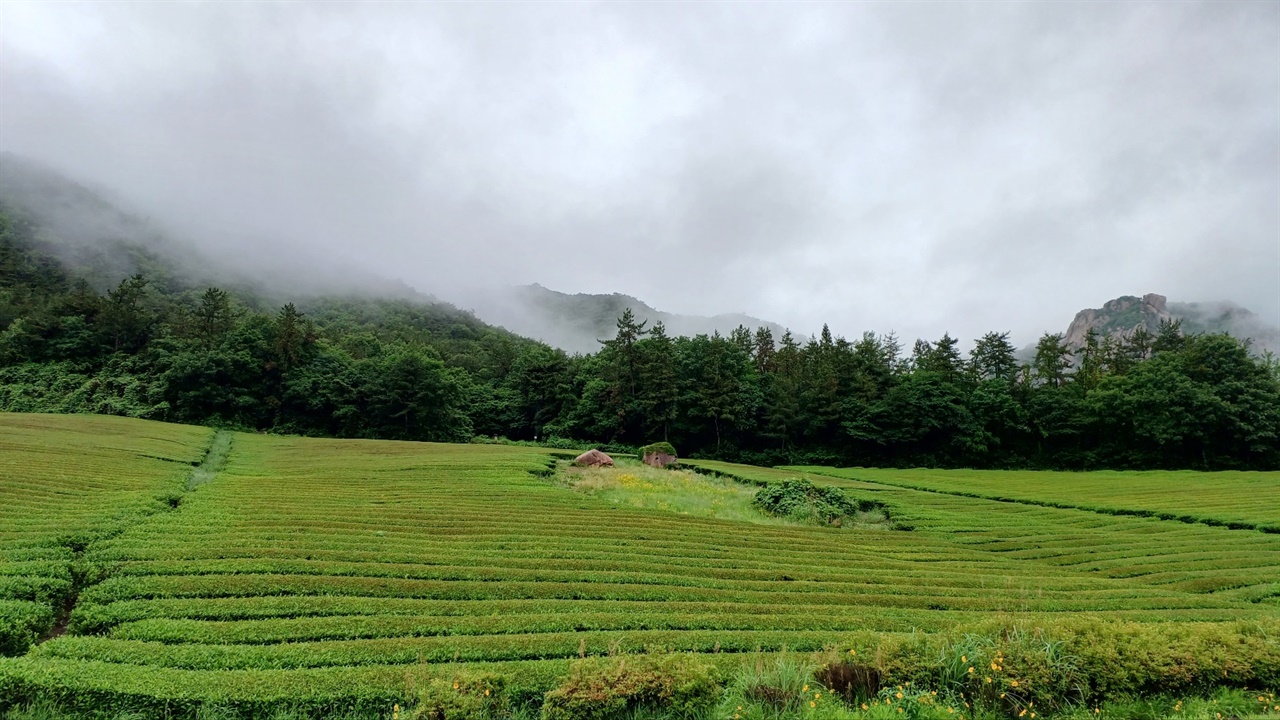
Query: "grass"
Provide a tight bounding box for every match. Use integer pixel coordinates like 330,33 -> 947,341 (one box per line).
0,413 -> 1276,718
559,459 -> 808,526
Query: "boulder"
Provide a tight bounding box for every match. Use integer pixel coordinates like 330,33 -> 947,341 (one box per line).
572,449 -> 614,468
639,442 -> 678,469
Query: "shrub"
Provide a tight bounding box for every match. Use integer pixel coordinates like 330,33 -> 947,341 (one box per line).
540,654 -> 719,720
411,672 -> 507,720
752,480 -> 887,526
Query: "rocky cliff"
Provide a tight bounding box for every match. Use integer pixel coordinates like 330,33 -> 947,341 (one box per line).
1064,292 -> 1278,353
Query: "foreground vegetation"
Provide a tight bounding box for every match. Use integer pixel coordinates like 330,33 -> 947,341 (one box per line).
3,203 -> 1279,472
0,414 -> 1276,719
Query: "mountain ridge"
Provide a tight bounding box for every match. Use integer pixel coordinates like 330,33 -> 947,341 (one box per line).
1063,292 -> 1279,354
467,283 -> 788,354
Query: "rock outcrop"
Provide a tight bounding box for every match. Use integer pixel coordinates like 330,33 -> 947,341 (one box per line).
1064,293 -> 1171,349
1060,293 -> 1278,355
572,449 -> 614,468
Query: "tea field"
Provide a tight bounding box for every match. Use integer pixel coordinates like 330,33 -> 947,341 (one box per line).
0,413 -> 1277,719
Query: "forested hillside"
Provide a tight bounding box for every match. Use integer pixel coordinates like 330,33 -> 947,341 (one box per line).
2,202 -> 1278,470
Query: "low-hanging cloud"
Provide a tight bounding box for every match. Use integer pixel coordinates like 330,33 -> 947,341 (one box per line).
1,1 -> 1276,347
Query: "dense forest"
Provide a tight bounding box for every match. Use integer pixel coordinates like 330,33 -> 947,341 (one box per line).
3,206 -> 1278,470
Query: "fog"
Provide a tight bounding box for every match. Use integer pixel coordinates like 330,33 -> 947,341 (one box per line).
2,1 -> 1277,346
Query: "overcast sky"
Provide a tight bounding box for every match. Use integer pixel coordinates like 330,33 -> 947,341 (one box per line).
2,1 -> 1277,345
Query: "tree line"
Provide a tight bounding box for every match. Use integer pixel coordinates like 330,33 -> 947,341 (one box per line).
2,208 -> 1277,470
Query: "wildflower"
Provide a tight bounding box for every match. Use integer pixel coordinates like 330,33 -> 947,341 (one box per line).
453,683 -> 460,690
962,655 -> 967,662
816,694 -> 821,700
1031,714 -> 1036,718
850,648 -> 857,656
985,677 -> 992,684
968,667 -> 974,674
810,702 -> 816,708
897,692 -> 904,699
804,685 -> 810,692
948,709 -> 954,715
965,702 -> 970,708
1011,680 -> 1019,687
484,689 -> 490,697
738,707 -> 742,711
1019,711 -> 1026,718
991,662 -> 1000,671
898,708 -> 903,714
862,704 -> 869,710
1001,693 -> 1006,699
735,715 -> 740,719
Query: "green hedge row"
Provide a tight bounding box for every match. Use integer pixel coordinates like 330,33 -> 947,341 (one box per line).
2,619 -> 1276,718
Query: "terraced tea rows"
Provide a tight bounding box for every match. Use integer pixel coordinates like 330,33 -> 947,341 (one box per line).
788,465 -> 1280,531
0,415 -> 1277,716
0,413 -> 213,655
695,460 -> 1280,605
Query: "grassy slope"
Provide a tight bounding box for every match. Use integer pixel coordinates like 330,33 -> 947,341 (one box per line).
0,418 -> 1276,715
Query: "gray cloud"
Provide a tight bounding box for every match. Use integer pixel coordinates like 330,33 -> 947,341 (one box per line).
1,1 -> 1276,347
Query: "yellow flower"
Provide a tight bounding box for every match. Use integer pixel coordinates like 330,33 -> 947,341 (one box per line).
985,677 -> 992,684
804,685 -> 810,692
815,693 -> 821,700
738,707 -> 742,711
968,667 -> 974,674
453,683 -> 460,690
810,701 -> 816,708
862,704 -> 869,711
484,689 -> 490,697
962,655 -> 967,662
1011,680 -> 1019,687
948,709 -> 954,714
897,708 -> 903,714
1019,711 -> 1026,718
850,649 -> 857,656
896,692 -> 904,699
991,663 -> 1000,671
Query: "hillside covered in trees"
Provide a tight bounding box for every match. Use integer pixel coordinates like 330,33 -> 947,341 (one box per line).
2,200 -> 1278,471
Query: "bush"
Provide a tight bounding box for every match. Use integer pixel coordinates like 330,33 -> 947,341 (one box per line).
0,602 -> 54,657
411,672 -> 507,720
752,480 -> 887,526
540,654 -> 719,720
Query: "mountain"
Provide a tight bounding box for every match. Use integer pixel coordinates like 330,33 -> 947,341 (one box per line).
0,153 -> 426,302
469,284 -> 788,354
1064,293 -> 1279,354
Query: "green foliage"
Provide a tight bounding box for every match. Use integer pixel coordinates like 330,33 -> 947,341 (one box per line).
540,654 -> 720,720
411,671 -> 508,720
3,202 -> 1280,469
752,480 -> 886,526
639,442 -> 677,458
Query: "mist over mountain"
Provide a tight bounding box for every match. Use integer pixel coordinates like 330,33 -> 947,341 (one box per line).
469,284 -> 787,355
1063,292 -> 1279,354
0,153 -> 427,302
